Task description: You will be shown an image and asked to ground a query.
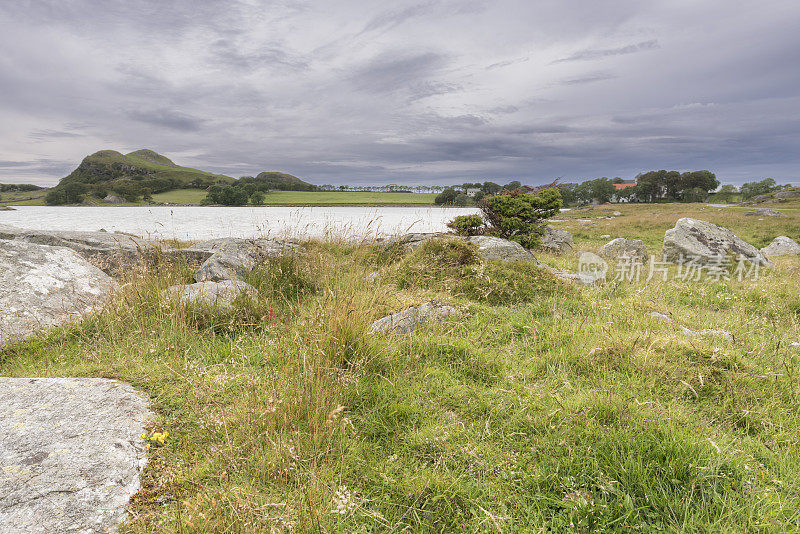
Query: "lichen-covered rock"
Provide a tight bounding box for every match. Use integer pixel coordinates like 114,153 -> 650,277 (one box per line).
0,378 -> 152,534
369,300 -> 457,335
0,224 -> 155,274
662,218 -> 772,267
744,209 -> 785,217
540,226 -> 574,255
192,238 -> 300,282
0,240 -> 116,348
466,236 -> 540,263
760,236 -> 800,257
162,280 -> 258,309
599,238 -> 648,264
379,233 -> 541,264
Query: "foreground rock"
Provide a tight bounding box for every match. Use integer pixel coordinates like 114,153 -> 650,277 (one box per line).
191,238 -> 301,282
0,224 -> 155,274
744,209 -> 785,217
540,226 -> 574,255
382,233 -> 541,264
761,236 -> 800,257
662,218 -> 772,267
369,300 -> 457,335
0,378 -> 152,534
1,240 -> 116,348
162,280 -> 258,309
465,236 -> 540,263
599,238 -> 648,264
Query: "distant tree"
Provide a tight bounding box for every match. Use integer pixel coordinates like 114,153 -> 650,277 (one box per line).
250,191 -> 265,205
435,187 -> 458,205
473,190 -> 486,203
482,181 -> 502,194
612,177 -> 624,184
718,184 -> 738,194
454,193 -> 469,206
557,183 -> 577,205
504,180 -> 522,191
740,178 -> 778,200
590,178 -> 616,204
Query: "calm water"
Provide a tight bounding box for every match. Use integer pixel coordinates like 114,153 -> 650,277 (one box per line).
0,206 -> 481,241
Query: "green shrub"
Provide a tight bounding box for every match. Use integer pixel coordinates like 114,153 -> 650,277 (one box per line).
480,188 -> 562,248
446,214 -> 484,236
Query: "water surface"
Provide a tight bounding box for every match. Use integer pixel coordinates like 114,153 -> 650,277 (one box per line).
1,206 -> 480,241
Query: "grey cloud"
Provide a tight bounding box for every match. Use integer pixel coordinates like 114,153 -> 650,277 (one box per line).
349,52 -> 447,93
559,71 -> 617,85
0,1 -> 798,186
28,129 -> 83,141
553,40 -> 660,63
127,109 -> 205,132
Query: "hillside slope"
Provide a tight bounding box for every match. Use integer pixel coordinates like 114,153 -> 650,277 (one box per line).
47,149 -> 233,204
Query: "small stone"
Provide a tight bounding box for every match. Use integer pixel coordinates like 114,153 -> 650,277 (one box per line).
162,280 -> 258,309
369,300 -> 457,335
680,326 -> 733,342
599,238 -> 649,264
761,236 -> 800,257
650,312 -> 672,322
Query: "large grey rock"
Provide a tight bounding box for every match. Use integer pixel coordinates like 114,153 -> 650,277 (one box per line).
599,238 -> 649,264
379,233 -> 541,264
162,280 -> 258,309
662,218 -> 772,267
369,300 -> 457,335
1,240 -> 116,348
192,238 -> 300,282
540,226 -> 574,255
0,225 -> 156,274
0,378 -> 152,534
466,235 -> 540,263
744,209 -> 785,217
761,236 -> 800,257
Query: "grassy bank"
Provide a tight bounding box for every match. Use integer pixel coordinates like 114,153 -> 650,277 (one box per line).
2,204 -> 800,531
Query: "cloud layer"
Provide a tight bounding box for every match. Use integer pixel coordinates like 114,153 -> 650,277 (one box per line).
1,0 -> 798,186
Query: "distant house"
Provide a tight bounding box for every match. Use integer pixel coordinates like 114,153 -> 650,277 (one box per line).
614,180 -> 637,191
465,188 -> 482,197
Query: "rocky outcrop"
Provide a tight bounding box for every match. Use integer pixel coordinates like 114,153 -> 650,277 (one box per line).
761,236 -> 800,257
662,218 -> 772,267
369,300 -> 457,335
599,238 -> 648,264
1,240 -> 116,348
162,280 -> 258,309
0,378 -> 152,534
191,238 -> 300,282
0,206 -> 15,211
466,236 -> 540,263
0,224 -> 156,274
102,193 -> 125,204
744,209 -> 785,217
540,226 -> 574,255
748,187 -> 800,204
380,233 -> 541,264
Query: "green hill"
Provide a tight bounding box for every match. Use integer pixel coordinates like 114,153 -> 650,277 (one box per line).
47,149 -> 234,204
239,171 -> 317,192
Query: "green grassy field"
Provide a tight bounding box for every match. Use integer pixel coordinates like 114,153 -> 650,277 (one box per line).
2,203 -> 800,531
152,189 -> 440,206
0,189 -> 48,205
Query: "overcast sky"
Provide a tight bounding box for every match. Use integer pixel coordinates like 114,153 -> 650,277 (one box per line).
1,0 -> 799,187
